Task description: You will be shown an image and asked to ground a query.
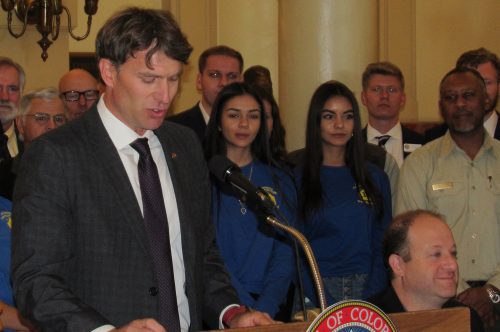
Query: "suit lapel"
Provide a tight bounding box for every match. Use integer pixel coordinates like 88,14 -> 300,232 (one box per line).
84,107 -> 151,255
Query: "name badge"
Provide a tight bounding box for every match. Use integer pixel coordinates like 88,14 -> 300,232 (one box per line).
432,182 -> 453,191
404,143 -> 422,153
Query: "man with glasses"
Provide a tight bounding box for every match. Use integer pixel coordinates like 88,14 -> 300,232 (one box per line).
59,69 -> 99,121
361,61 -> 424,168
15,87 -> 66,147
0,57 -> 25,199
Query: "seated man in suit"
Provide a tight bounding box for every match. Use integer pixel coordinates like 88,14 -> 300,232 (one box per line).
11,7 -> 274,332
167,45 -> 244,141
361,61 -> 424,167
425,48 -> 499,142
369,210 -> 484,332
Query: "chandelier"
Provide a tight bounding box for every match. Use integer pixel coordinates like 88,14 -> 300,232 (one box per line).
1,0 -> 98,61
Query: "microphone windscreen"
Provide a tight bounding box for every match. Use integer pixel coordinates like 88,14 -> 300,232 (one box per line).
208,155 -> 238,182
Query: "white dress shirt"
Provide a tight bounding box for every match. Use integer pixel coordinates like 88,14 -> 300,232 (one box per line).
198,100 -> 210,124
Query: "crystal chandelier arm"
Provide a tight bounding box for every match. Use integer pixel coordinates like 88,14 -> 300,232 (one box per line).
62,5 -> 92,41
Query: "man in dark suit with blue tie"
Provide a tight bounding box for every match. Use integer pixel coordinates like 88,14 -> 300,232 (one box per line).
11,7 -> 273,332
167,45 -> 243,142
361,62 -> 424,168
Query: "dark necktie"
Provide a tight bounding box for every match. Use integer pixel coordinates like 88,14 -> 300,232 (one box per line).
130,138 -> 181,332
375,135 -> 391,149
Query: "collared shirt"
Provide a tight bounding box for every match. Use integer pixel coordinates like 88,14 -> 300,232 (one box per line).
95,97 -> 190,332
396,132 -> 500,292
484,110 -> 498,138
4,123 -> 18,158
367,122 -> 404,167
198,101 -> 210,124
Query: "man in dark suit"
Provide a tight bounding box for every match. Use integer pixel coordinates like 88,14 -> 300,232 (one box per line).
425,48 -> 499,143
11,7 -> 273,332
167,45 -> 244,141
0,57 -> 25,199
361,62 -> 424,168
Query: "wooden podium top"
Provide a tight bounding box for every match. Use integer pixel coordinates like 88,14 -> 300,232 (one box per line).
205,307 -> 470,332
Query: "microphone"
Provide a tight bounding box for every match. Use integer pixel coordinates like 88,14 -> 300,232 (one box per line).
208,155 -> 275,214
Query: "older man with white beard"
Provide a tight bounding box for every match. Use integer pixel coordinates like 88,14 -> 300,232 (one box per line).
0,57 -> 25,199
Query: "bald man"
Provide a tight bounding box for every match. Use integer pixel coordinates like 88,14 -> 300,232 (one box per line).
58,69 -> 99,121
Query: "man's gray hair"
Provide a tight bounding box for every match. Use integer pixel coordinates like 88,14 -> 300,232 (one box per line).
19,87 -> 66,117
0,57 -> 26,94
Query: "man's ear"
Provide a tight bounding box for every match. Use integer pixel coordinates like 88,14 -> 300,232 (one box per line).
361,91 -> 367,106
389,254 -> 405,277
99,59 -> 116,88
400,91 -> 407,109
196,72 -> 202,92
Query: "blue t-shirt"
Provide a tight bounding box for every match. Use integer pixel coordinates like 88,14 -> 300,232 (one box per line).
0,196 -> 13,306
212,160 -> 297,316
295,164 -> 392,305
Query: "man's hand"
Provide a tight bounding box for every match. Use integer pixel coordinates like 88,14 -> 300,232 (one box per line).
228,311 -> 277,329
112,318 -> 166,332
457,286 -> 497,328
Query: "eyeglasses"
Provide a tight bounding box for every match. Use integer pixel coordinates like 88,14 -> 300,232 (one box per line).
369,86 -> 401,95
25,113 -> 66,125
61,89 -> 99,102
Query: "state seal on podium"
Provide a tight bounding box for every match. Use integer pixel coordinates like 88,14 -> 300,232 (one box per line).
306,300 -> 397,332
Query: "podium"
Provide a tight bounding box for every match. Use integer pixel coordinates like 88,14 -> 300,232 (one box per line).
206,307 -> 470,332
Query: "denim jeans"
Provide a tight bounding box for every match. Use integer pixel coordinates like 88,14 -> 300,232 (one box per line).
294,273 -> 368,313
323,274 -> 368,303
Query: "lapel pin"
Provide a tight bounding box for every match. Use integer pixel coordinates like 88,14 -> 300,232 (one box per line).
171,152 -> 177,159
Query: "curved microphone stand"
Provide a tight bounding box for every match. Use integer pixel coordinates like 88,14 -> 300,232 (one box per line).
265,215 -> 327,312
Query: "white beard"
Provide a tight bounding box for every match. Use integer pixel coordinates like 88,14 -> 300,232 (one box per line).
0,101 -> 17,125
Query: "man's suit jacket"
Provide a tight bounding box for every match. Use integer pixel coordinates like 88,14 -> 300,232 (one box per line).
0,124 -> 24,199
362,125 -> 424,159
425,111 -> 500,143
167,103 -> 207,142
11,106 -> 238,331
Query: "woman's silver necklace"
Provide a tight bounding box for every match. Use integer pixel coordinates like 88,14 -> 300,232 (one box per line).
238,162 -> 253,215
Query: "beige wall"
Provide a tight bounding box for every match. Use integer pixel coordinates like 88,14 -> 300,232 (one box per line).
383,0 -> 500,123
69,0 -> 163,53
415,0 -> 500,122
169,0 -> 280,114
279,1 -> 379,150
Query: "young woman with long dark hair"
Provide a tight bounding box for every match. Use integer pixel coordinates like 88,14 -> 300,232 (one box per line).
204,82 -> 296,319
296,80 -> 392,307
